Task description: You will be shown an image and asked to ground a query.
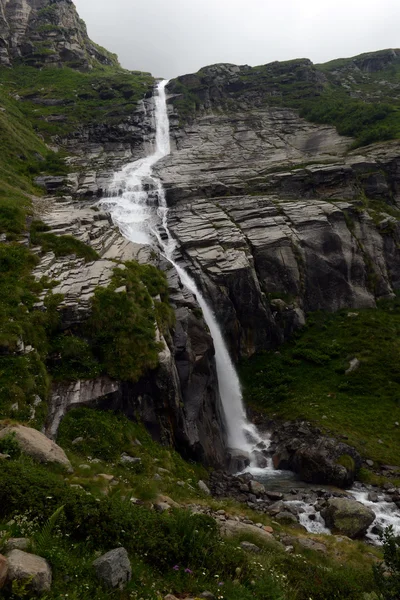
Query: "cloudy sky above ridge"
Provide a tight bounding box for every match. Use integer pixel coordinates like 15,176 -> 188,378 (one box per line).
73,0 -> 400,79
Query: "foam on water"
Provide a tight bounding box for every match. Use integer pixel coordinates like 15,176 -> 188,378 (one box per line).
101,80 -> 264,454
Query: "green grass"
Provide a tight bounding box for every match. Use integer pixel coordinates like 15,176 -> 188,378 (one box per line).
0,409 -> 382,600
240,296 -> 400,467
31,220 -> 100,262
0,64 -> 154,140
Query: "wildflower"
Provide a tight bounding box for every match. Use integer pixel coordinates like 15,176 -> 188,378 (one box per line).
173,565 -> 180,571
185,568 -> 193,574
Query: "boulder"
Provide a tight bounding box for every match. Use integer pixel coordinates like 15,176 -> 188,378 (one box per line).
198,480 -> 211,495
93,547 -> 132,588
0,425 -> 72,471
275,511 -> 299,525
240,541 -> 261,553
226,449 -> 251,473
219,519 -> 282,548
297,538 -> 327,554
154,502 -> 171,513
7,550 -> 52,593
321,498 -> 375,538
4,538 -> 29,553
271,421 -> 361,488
249,480 -> 265,495
0,554 -> 8,589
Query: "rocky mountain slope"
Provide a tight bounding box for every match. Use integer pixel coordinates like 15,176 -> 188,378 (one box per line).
0,0 -> 117,69
148,60 -> 400,359
0,2 -> 400,597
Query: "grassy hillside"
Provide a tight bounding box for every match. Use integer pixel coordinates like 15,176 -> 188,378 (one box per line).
0,65 -> 153,139
0,408 -> 382,600
169,50 -> 400,147
0,62 -> 158,425
240,295 -> 400,470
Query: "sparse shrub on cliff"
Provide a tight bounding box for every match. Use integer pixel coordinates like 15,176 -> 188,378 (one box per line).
85,262 -> 172,382
30,220 -> 100,262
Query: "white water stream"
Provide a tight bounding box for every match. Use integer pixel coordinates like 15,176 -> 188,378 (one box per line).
101,80 -> 400,542
101,80 -> 263,455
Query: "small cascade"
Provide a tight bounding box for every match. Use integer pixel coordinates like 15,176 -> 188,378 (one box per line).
101,80 -> 266,458
350,489 -> 400,544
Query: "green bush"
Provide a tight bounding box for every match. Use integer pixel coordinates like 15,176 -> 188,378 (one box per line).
31,220 -> 99,262
57,408 -> 135,462
47,334 -> 101,381
0,432 -> 21,458
373,526 -> 400,599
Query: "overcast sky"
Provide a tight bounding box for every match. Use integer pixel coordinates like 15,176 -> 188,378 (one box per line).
73,0 -> 400,79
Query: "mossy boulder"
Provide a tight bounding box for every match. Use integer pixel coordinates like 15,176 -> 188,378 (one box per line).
321,497 -> 375,539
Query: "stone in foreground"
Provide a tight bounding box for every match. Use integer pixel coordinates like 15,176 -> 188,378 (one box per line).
0,554 -> 8,589
0,425 -> 72,471
240,541 -> 261,553
198,480 -> 211,495
7,550 -> 52,593
93,547 -> 132,589
4,538 -> 30,553
321,498 -> 375,539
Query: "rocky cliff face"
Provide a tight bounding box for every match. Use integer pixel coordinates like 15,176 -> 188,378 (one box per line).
32,196 -> 226,467
141,68 -> 400,359
0,0 -> 117,69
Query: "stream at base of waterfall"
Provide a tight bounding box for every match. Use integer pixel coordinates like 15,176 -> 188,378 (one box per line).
100,80 -> 400,544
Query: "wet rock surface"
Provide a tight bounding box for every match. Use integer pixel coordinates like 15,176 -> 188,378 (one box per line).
270,421 -> 362,488
34,196 -> 226,468
321,497 -> 376,539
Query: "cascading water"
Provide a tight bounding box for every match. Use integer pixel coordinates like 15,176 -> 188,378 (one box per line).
100,80 -> 400,542
101,80 -> 262,454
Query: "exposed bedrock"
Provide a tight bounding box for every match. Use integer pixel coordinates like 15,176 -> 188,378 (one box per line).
150,98 -> 400,358
37,199 -> 226,467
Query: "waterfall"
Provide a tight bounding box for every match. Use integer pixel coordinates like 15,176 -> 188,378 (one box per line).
101,80 -> 261,454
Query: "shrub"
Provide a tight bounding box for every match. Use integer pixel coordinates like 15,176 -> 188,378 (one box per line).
373,526 -> 400,599
30,220 -> 99,262
57,408 -> 134,461
0,432 -> 21,458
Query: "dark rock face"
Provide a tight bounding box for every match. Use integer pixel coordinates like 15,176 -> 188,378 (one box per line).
0,0 -> 118,69
270,421 -> 362,488
116,297 -> 226,467
39,207 -> 227,468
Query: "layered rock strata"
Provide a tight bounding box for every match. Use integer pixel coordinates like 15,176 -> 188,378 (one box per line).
34,197 -> 226,467
0,0 -> 117,68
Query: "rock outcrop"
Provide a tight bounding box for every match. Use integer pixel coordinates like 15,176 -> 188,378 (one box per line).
34,197 -> 226,467
321,497 -> 376,538
0,0 -> 118,69
122,73 -> 400,359
0,424 -> 72,470
270,421 -> 362,488
7,550 -> 52,593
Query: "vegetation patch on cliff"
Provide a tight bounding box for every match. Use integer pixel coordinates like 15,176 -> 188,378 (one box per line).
169,52 -> 400,147
0,65 -> 154,139
240,295 -> 400,468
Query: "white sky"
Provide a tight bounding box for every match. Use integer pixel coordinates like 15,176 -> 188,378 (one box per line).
73,0 -> 400,79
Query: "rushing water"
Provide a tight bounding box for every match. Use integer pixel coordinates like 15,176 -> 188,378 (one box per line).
101,80 -> 262,454
101,80 -> 400,541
